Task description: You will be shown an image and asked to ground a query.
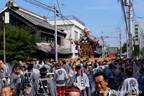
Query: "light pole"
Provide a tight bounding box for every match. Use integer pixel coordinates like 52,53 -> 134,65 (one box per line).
3,12 -> 10,64
54,0 -> 58,61
3,12 -> 6,64
101,31 -> 104,58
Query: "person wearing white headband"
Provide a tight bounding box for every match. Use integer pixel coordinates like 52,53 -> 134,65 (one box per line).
119,77 -> 139,96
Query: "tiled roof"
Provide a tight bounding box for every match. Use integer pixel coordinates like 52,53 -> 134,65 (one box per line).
13,7 -> 66,34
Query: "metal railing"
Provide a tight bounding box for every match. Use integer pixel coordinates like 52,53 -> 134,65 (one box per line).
49,15 -> 85,26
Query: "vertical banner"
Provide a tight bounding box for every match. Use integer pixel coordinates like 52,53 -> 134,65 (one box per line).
5,12 -> 9,24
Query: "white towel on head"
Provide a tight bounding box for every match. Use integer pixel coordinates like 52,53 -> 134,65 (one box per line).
120,77 -> 139,96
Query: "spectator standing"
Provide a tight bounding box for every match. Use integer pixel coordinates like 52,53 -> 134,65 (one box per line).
53,63 -> 69,96
138,68 -> 144,96
21,64 -> 38,96
0,79 -> 4,94
106,65 -> 117,89
92,72 -> 117,96
10,65 -> 22,96
68,64 -> 90,96
116,68 -> 126,90
0,60 -> 9,85
120,77 -> 139,96
36,67 -> 57,96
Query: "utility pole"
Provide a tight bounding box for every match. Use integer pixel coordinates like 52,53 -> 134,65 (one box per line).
119,28 -> 122,58
3,11 -> 9,64
54,0 -> 58,61
101,31 -> 104,58
129,0 -> 133,59
119,0 -> 129,58
126,29 -> 129,58
3,13 -> 6,64
119,0 -> 133,58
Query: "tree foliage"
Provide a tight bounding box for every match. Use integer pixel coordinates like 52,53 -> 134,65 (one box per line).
0,22 -> 39,63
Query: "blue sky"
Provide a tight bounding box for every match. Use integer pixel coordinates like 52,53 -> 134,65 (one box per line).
0,0 -> 144,47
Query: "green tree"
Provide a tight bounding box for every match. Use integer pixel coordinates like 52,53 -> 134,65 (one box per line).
122,42 -> 127,53
0,23 -> 39,63
134,45 -> 139,57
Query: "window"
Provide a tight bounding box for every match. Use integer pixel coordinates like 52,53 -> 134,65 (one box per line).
135,25 -> 138,27
135,32 -> 138,34
135,28 -> 138,30
48,37 -> 54,43
41,36 -> 47,42
135,35 -> 138,37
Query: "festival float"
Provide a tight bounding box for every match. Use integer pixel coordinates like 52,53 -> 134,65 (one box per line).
64,28 -> 111,62
75,28 -> 100,59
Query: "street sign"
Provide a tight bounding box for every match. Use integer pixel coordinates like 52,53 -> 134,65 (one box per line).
50,48 -> 55,54
50,42 -> 55,48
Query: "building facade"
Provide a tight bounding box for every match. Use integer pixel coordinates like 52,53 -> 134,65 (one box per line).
137,22 -> 144,57
48,16 -> 85,58
107,47 -> 118,54
134,23 -> 140,57
0,0 -> 73,60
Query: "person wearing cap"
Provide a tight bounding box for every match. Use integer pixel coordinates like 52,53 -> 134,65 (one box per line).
68,64 -> 90,96
53,63 -> 69,96
36,66 -> 57,96
20,64 -> 39,96
10,64 -> 22,96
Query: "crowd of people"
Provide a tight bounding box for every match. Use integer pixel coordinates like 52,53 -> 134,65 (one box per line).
0,58 -> 144,96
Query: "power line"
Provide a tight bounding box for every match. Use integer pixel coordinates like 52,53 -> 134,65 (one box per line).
46,0 -> 54,17
56,0 -> 71,37
24,0 -> 54,12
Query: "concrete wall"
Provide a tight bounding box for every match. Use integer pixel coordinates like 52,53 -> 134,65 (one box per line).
138,22 -> 144,57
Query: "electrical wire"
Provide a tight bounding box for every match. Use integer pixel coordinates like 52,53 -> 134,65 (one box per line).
56,0 -> 71,37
